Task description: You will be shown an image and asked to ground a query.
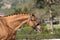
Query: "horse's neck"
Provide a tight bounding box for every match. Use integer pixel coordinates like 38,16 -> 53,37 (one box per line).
14,20 -> 28,31
4,14 -> 30,31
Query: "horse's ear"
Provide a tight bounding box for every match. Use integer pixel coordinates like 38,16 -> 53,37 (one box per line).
30,14 -> 35,21
32,14 -> 37,19
32,14 -> 35,17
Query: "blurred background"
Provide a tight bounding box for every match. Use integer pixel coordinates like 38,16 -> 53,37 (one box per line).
0,0 -> 60,40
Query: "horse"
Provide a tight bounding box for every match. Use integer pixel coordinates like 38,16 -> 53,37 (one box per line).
0,13 -> 42,40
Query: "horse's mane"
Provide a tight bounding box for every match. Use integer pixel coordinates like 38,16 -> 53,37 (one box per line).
4,12 -> 31,17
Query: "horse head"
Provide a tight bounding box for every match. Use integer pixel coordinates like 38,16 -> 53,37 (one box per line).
27,14 -> 42,33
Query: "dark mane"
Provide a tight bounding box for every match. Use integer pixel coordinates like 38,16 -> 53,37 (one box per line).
3,12 -> 31,17
4,12 -> 24,17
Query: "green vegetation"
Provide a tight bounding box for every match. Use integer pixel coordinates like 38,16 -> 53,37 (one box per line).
16,25 -> 60,39
16,33 -> 60,39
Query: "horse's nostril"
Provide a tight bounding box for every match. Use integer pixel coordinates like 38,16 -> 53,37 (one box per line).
37,28 -> 42,33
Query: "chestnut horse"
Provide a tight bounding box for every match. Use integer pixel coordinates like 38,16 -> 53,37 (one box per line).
0,13 -> 42,40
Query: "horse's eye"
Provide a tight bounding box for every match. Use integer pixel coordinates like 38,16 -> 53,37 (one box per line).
30,17 -> 36,21
32,19 -> 36,21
